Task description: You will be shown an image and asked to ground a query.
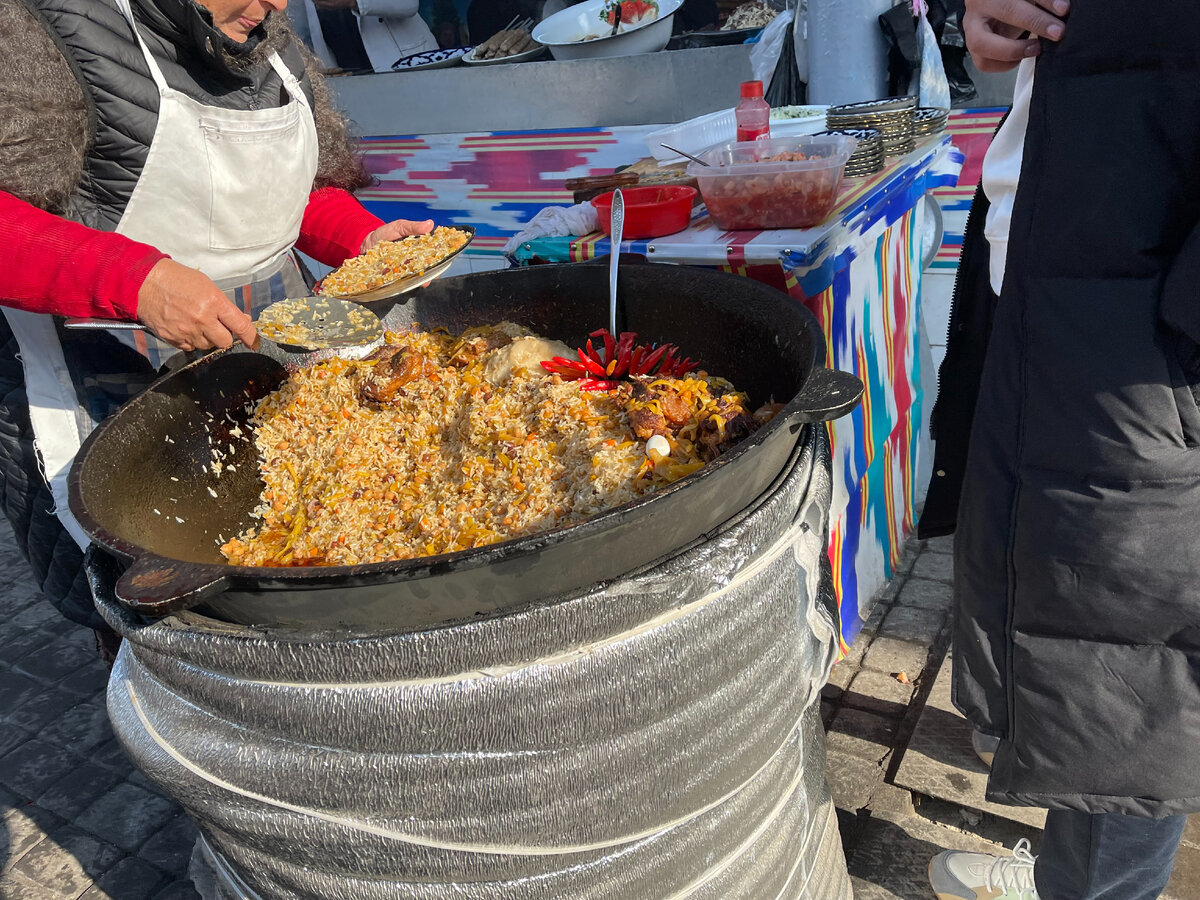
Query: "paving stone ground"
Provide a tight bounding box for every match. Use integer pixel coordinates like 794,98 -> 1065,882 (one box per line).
0,519 -> 200,900
1,518 -> 1197,899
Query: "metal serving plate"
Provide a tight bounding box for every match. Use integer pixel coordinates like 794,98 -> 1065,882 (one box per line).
674,26 -> 763,48
319,225 -> 476,304
462,43 -> 547,65
827,96 -> 917,115
255,296 -> 382,351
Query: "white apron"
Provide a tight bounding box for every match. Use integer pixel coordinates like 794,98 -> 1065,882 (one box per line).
4,0 -> 319,549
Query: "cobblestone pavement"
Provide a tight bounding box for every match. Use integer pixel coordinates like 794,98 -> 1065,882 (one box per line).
2,518 -> 1197,899
0,518 -> 199,900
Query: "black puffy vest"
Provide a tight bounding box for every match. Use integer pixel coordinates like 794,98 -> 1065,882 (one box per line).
29,0 -> 313,231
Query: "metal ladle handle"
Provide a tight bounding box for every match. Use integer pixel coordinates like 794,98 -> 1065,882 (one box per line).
660,142 -> 711,167
64,318 -> 147,331
608,188 -> 624,336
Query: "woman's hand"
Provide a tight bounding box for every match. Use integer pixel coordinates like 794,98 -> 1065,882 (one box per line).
361,218 -> 435,254
964,0 -> 1069,72
136,259 -> 259,352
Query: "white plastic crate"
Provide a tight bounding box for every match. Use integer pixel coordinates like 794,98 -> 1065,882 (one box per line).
647,105 -> 832,164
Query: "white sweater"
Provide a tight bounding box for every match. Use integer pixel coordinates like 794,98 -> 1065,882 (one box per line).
293,0 -> 438,73
981,58 -> 1035,296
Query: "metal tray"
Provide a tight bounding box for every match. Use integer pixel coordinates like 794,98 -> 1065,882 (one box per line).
674,26 -> 762,48
319,224 -> 475,304
461,43 -> 547,65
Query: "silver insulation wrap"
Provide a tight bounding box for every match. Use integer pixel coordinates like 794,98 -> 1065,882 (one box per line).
95,426 -> 851,899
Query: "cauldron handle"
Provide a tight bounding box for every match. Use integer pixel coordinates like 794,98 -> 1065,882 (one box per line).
114,554 -> 231,617
790,367 -> 864,424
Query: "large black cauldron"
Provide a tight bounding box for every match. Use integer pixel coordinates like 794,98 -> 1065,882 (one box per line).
68,260 -> 860,630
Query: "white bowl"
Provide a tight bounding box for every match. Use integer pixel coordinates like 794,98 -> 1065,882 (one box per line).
533,0 -> 683,60
771,105 -> 834,139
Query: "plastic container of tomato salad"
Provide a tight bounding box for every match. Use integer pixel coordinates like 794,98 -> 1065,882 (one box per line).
686,134 -> 857,231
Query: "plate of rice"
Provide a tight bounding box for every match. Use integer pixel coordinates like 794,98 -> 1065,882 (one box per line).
317,225 -> 475,303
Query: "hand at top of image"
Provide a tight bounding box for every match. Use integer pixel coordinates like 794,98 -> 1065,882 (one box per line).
964,0 -> 1069,72
361,217 -> 436,254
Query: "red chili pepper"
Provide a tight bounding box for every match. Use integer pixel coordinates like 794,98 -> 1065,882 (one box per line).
576,347 -> 606,376
539,329 -> 701,390
637,344 -> 669,374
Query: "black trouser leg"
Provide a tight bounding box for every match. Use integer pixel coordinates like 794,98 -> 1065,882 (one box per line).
1035,809 -> 1186,900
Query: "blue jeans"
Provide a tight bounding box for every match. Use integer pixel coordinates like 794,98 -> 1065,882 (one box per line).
1035,809 -> 1186,900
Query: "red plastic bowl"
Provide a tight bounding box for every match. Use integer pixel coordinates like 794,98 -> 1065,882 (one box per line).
592,185 -> 697,239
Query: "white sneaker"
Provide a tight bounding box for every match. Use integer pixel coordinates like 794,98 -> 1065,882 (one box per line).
928,838 -> 1039,900
972,730 -> 1000,768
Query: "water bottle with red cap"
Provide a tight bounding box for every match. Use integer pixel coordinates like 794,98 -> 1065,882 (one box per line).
735,80 -> 771,142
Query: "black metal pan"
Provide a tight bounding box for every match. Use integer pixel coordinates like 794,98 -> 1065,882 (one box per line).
67,261 -> 861,631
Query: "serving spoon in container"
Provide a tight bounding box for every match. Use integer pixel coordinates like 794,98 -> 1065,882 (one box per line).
660,142 -> 711,167
608,188 -> 625,336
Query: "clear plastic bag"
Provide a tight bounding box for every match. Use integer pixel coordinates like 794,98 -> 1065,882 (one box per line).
749,10 -> 795,89
916,3 -> 950,108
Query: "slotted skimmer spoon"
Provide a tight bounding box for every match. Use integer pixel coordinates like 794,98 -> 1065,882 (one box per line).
253,296 -> 382,350
65,295 -> 382,352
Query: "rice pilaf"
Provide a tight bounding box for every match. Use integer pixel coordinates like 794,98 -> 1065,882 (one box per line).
318,226 -> 469,297
220,323 -> 764,567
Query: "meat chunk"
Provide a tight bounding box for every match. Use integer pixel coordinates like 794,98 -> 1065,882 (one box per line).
753,401 -> 786,424
358,346 -> 431,405
627,377 -> 758,460
629,407 -> 669,440
658,391 -> 692,427
448,331 -> 513,367
697,397 -> 761,461
630,379 -> 692,427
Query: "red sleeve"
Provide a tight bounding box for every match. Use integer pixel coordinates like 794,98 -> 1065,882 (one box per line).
296,187 -> 385,267
0,192 -> 166,320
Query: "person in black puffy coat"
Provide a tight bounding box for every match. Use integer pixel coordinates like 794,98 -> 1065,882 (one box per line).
924,0 -> 1200,898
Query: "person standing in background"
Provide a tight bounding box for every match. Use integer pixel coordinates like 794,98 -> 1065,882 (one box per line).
926,0 -> 1200,898
430,0 -> 463,46
467,0 -> 541,41
292,0 -> 437,72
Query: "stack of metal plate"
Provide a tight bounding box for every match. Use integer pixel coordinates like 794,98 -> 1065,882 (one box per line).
816,128 -> 884,177
913,106 -> 950,138
825,97 -> 916,157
